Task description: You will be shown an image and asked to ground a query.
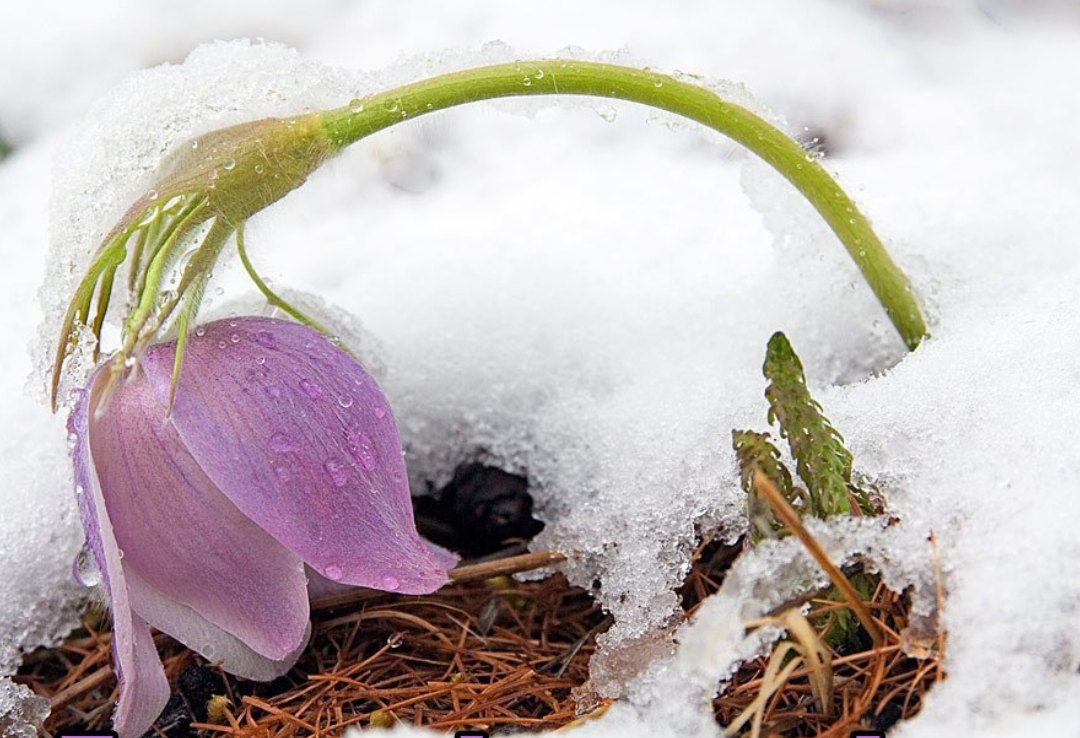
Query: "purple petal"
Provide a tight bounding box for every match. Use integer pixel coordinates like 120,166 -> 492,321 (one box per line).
141,317 -> 456,594
70,378 -> 170,738
126,568 -> 309,680
87,365 -> 310,660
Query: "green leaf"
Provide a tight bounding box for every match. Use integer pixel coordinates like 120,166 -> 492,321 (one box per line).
762,332 -> 874,516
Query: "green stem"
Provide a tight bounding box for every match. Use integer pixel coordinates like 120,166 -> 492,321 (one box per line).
320,60 -> 926,349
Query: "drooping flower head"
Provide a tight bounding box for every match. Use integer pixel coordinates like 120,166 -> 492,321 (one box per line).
70,317 -> 456,737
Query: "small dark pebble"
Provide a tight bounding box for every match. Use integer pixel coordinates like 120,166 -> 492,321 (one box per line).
414,463 -> 544,556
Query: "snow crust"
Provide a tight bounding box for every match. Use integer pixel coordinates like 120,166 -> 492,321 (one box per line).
2,1 -> 1079,736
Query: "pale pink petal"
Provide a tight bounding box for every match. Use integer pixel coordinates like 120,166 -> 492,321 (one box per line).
88,365 -> 310,660
70,378 -> 169,738
141,317 -> 457,594
126,568 -> 310,681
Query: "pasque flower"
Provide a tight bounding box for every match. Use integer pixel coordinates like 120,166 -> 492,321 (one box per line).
69,316 -> 456,738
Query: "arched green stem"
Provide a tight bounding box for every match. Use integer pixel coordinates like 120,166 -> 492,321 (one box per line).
320,60 -> 927,350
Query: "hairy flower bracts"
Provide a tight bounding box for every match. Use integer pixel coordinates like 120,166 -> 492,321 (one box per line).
50,115 -> 333,409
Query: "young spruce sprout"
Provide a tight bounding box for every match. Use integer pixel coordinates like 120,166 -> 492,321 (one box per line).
51,59 -> 927,410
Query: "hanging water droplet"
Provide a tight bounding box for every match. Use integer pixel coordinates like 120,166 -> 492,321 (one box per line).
325,565 -> 343,581
324,457 -> 348,487
74,546 -> 101,587
269,431 -> 296,453
381,575 -> 400,591
222,158 -> 236,171
300,378 -> 322,399
346,426 -> 379,471
349,98 -> 364,114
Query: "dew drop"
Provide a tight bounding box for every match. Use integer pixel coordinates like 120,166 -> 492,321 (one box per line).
255,356 -> 266,365
324,457 -> 349,487
217,340 -> 227,349
147,189 -> 159,200
384,99 -> 400,113
269,431 -> 296,453
346,426 -> 379,471
222,158 -> 236,171
521,76 -> 532,86
300,378 -> 322,399
337,395 -> 354,408
349,98 -> 364,114
195,326 -> 206,337
254,330 -> 277,348
254,164 -> 265,174
325,565 -> 343,581
229,320 -> 238,327
381,575 -> 400,591
74,547 -> 100,587
373,405 -> 387,419
533,69 -> 545,80
653,78 -> 663,88
230,333 -> 240,343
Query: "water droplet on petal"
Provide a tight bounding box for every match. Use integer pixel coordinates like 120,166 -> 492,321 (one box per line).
381,575 -> 400,591
195,326 -> 206,337
324,457 -> 348,487
384,99 -> 400,113
325,565 -> 343,581
337,395 -> 354,408
222,157 -> 236,171
373,405 -> 387,419
74,546 -> 100,587
300,378 -> 322,399
349,98 -> 364,114
346,426 -> 379,471
217,340 -> 227,349
230,333 -> 240,343
255,356 -> 266,365
269,431 -> 296,453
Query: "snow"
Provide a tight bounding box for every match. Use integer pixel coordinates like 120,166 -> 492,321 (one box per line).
2,1 -> 1080,736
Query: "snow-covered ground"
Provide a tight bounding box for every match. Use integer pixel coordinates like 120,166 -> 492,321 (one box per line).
2,1 -> 1080,736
